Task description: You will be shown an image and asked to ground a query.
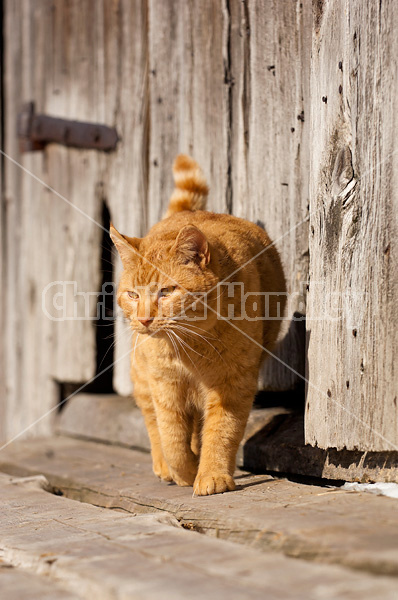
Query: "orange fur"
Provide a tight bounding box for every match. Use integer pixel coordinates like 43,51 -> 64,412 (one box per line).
164,154 -> 209,218
110,155 -> 286,495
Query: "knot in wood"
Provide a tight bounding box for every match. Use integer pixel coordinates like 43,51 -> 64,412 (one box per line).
331,146 -> 355,199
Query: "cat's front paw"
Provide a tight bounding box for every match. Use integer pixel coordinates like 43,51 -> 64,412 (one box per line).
193,472 -> 236,496
153,457 -> 173,482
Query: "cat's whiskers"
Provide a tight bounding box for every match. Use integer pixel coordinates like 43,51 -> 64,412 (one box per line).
173,322 -> 220,343
103,331 -> 117,341
170,330 -> 202,375
97,339 -> 117,370
171,332 -> 182,363
165,330 -> 182,363
163,329 -> 173,351
97,322 -> 133,370
161,325 -> 205,368
132,331 -> 139,367
171,330 -> 207,360
100,320 -> 132,341
173,324 -> 217,350
172,324 -> 227,365
166,318 -> 218,340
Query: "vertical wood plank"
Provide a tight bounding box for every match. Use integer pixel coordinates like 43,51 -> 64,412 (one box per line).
0,0 -> 5,442
179,0 -> 230,214
34,0 -> 103,386
3,0 -> 104,439
147,0 -> 181,227
105,0 -> 149,395
147,0 -> 230,228
2,0 -> 149,413
305,0 -> 398,450
230,0 -> 311,390
4,0 -> 51,437
114,0 -> 231,393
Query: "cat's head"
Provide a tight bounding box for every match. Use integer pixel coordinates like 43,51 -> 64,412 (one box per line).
110,224 -> 219,335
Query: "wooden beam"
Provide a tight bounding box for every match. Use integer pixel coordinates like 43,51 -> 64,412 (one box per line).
305,0 -> 398,450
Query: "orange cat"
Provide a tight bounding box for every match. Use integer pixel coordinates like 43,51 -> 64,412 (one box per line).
110,155 -> 286,495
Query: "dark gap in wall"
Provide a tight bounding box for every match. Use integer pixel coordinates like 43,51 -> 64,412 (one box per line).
56,201 -> 115,412
57,382 -> 85,413
90,200 -> 115,392
254,311 -> 306,412
254,381 -> 305,411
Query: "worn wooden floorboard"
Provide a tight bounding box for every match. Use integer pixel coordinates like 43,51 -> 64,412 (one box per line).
1,437 -> 397,578
0,563 -> 80,600
1,472 -> 398,600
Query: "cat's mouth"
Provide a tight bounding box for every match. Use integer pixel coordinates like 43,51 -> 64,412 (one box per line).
133,319 -> 197,337
133,324 -> 165,336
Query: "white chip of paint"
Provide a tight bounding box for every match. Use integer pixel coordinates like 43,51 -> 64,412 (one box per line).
342,482 -> 398,499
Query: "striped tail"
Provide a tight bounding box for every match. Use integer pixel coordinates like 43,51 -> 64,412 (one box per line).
164,154 -> 209,219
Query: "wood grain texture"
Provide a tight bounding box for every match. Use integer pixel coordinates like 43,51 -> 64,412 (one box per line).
147,0 -> 229,228
4,470 -> 397,599
305,0 -> 398,450
229,0 -> 311,390
3,0 -> 106,440
4,0 -> 60,439
2,436 -> 398,579
0,568 -> 80,600
101,0 -> 149,395
1,0 -> 149,429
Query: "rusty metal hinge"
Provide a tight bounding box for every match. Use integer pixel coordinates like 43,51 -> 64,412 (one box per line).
17,102 -> 119,153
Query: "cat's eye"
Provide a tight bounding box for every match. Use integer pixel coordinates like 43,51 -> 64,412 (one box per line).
127,291 -> 139,299
159,286 -> 176,298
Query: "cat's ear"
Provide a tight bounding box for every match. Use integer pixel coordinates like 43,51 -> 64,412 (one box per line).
109,224 -> 140,267
172,225 -> 210,268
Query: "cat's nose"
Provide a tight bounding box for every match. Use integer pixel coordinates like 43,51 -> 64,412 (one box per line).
138,317 -> 154,327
